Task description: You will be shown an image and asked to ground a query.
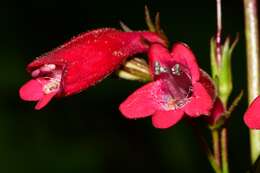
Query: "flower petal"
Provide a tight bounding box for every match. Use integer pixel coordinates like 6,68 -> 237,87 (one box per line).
148,44 -> 173,78
184,82 -> 213,117
170,43 -> 200,83
244,96 -> 260,129
199,70 -> 216,100
19,79 -> 44,101
119,80 -> 168,119
19,77 -> 60,109
152,110 -> 184,129
35,92 -> 57,110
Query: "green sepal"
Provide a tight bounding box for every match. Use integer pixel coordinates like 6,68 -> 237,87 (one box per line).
218,35 -> 239,105
209,91 -> 243,130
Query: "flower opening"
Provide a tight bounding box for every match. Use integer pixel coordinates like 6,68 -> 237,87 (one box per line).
153,61 -> 193,110
120,43 -> 215,129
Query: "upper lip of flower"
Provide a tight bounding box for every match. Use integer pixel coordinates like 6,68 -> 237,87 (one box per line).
120,43 -> 216,129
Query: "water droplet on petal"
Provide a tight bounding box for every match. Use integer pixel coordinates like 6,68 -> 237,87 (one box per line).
112,51 -> 124,57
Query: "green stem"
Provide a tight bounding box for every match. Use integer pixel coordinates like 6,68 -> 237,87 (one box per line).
243,0 -> 260,163
221,128 -> 229,173
215,0 -> 230,172
212,130 -> 221,168
207,146 -> 223,173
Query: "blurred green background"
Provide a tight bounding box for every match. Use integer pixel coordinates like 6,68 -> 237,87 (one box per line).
0,0 -> 250,172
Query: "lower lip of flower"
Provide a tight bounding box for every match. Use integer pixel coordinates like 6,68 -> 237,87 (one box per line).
154,62 -> 193,110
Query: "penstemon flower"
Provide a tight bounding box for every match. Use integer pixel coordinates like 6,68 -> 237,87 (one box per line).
19,28 -> 165,110
120,43 -> 216,128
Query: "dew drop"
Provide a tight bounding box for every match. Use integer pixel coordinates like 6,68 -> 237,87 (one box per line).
112,51 -> 124,57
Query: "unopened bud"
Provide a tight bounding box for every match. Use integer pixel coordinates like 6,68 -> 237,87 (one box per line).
117,57 -> 151,82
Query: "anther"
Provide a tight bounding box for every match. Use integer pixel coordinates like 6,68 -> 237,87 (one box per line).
154,61 -> 168,75
171,64 -> 181,75
43,79 -> 60,94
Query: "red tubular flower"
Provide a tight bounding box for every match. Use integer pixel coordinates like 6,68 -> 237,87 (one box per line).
19,28 -> 165,110
120,43 -> 215,129
244,96 -> 260,129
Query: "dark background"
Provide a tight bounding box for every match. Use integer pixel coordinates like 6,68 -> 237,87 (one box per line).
0,0 -> 251,172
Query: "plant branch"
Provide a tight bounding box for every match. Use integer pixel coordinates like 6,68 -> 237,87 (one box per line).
243,0 -> 260,163
212,130 -> 221,168
221,128 -> 229,173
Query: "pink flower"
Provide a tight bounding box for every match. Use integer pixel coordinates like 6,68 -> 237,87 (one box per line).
244,96 -> 260,129
19,28 -> 165,110
120,43 -> 215,129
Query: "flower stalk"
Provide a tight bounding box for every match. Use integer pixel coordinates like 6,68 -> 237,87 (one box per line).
221,128 -> 229,173
243,0 -> 260,163
209,0 -> 240,172
212,130 -> 221,167
215,1 -> 229,172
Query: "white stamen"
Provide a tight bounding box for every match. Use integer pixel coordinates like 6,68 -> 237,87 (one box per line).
154,61 -> 168,75
43,79 -> 60,94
